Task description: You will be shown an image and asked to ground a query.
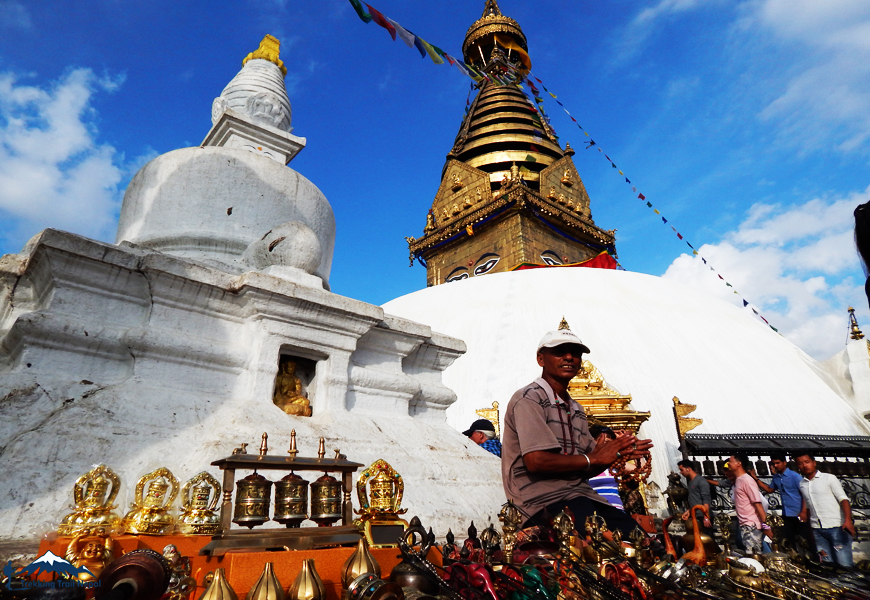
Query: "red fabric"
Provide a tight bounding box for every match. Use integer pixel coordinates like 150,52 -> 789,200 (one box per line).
366,4 -> 396,40
512,251 -> 617,271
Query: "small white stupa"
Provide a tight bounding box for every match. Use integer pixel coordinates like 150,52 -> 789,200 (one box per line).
0,36 -> 503,541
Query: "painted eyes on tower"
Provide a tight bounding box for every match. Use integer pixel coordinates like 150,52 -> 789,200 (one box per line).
541,250 -> 563,266
473,253 -> 500,276
446,267 -> 469,282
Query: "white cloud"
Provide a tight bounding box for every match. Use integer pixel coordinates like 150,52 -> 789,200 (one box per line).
0,69 -> 127,251
663,187 -> 869,360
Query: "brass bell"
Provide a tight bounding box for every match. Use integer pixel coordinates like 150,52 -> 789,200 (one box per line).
233,472 -> 272,528
274,473 -> 309,528
309,474 -> 342,526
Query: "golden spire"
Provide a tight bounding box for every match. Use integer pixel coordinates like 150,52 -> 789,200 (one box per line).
848,307 -> 865,340
243,34 -> 287,77
558,317 -> 570,330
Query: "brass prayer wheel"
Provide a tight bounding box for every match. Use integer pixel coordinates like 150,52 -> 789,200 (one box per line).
233,472 -> 272,528
274,472 -> 309,528
309,473 -> 342,526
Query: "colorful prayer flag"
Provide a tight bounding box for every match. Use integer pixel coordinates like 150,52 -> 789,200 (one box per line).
743,300 -> 748,307
417,37 -> 444,64
366,4 -> 396,40
638,193 -> 645,200
646,202 -> 652,208
677,233 -> 683,240
654,209 -> 660,214
348,0 -> 373,22
662,217 -> 667,223
525,154 -> 537,162
692,250 -> 698,255
386,17 -> 414,46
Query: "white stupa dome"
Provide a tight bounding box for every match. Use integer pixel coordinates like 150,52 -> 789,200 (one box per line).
383,267 -> 870,487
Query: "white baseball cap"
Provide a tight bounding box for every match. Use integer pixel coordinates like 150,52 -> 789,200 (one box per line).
536,329 -> 591,354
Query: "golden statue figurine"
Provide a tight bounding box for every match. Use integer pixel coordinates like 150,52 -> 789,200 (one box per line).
122,467 -> 179,535
561,169 -> 574,186
64,527 -> 116,581
353,459 -> 408,547
273,358 -> 311,417
423,211 -> 436,234
58,465 -> 122,536
476,187 -> 482,202
548,186 -> 557,199
177,472 -> 221,535
451,173 -> 463,191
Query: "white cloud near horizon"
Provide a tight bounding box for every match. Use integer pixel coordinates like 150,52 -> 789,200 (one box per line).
0,68 -> 128,252
663,187 -> 869,360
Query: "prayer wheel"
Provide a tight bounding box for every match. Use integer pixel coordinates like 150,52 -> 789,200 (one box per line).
233,472 -> 272,528
309,473 -> 342,526
274,472 -> 309,527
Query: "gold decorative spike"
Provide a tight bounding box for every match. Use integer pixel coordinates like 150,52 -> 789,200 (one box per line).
848,307 -> 865,340
317,437 -> 325,459
242,34 -> 287,77
200,568 -> 239,600
247,563 -> 284,600
58,465 -> 122,536
567,360 -> 650,434
289,559 -> 325,600
474,401 -> 500,437
342,537 -> 381,588
122,467 -> 179,535
177,471 -> 221,535
259,433 -> 269,457
673,397 -> 703,439
564,142 -> 575,156
558,317 -> 570,330
288,429 -> 299,459
353,459 -> 408,547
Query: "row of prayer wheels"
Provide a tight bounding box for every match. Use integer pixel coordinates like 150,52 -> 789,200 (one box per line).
234,471 -> 342,528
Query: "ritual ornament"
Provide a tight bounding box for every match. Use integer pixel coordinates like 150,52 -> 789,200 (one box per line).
122,467 -> 179,535
177,471 -> 221,535
247,562 -> 284,600
274,471 -> 309,528
58,464 -> 122,536
309,472 -> 341,527
498,502 -> 522,564
233,471 -> 272,528
353,459 -> 408,547
289,559 -> 325,600
345,574 -> 404,600
199,568 -> 239,600
64,527 -> 116,581
163,544 -> 196,600
342,537 -> 381,589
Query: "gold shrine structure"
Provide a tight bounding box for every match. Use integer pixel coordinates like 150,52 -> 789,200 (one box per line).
566,360 -> 650,433
405,0 -> 617,285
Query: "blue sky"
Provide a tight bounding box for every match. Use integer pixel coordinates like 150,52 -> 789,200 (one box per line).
1,0 -> 868,359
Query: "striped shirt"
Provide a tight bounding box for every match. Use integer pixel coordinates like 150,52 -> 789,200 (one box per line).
588,473 -> 624,510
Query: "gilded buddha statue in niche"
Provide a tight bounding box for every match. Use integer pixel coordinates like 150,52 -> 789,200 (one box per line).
274,358 -> 312,417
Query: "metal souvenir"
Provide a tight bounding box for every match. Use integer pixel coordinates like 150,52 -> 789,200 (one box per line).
342,537 -> 381,588
274,472 -> 309,527
58,464 -> 122,536
177,472 -> 221,535
388,517 -> 438,594
199,568 -> 239,600
233,472 -> 272,528
122,467 -> 180,535
289,559 -> 325,600
246,562 -> 284,600
163,544 -> 196,600
353,459 -> 408,546
64,528 -> 116,581
498,502 -> 522,564
310,473 -> 342,526
345,574 -> 404,600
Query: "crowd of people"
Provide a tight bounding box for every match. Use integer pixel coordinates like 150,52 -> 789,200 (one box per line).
460,324 -> 860,568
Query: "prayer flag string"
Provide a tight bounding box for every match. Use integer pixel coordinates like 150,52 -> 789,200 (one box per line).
345,0 -> 777,332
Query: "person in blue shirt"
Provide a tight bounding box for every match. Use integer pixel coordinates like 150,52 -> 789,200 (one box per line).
463,418 -> 502,457
751,452 -> 813,553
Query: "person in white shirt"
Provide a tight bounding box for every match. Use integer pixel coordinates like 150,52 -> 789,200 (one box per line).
795,453 -> 855,567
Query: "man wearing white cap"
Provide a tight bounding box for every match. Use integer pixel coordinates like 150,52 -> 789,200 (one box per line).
501,322 -> 653,535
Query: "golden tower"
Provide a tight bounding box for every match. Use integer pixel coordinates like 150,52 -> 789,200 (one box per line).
406,0 -> 617,286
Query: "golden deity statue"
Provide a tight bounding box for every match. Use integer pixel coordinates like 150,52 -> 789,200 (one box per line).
451,173 -> 464,191
273,358 -> 311,417
177,472 -> 221,535
64,528 -> 116,580
476,187 -> 483,202
548,186 -> 557,199
561,169 -> 574,187
423,211 -> 436,234
122,467 -> 179,535
58,465 -> 122,536
353,459 -> 408,547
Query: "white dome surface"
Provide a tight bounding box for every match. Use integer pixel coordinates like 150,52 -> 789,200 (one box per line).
383,268 -> 870,486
